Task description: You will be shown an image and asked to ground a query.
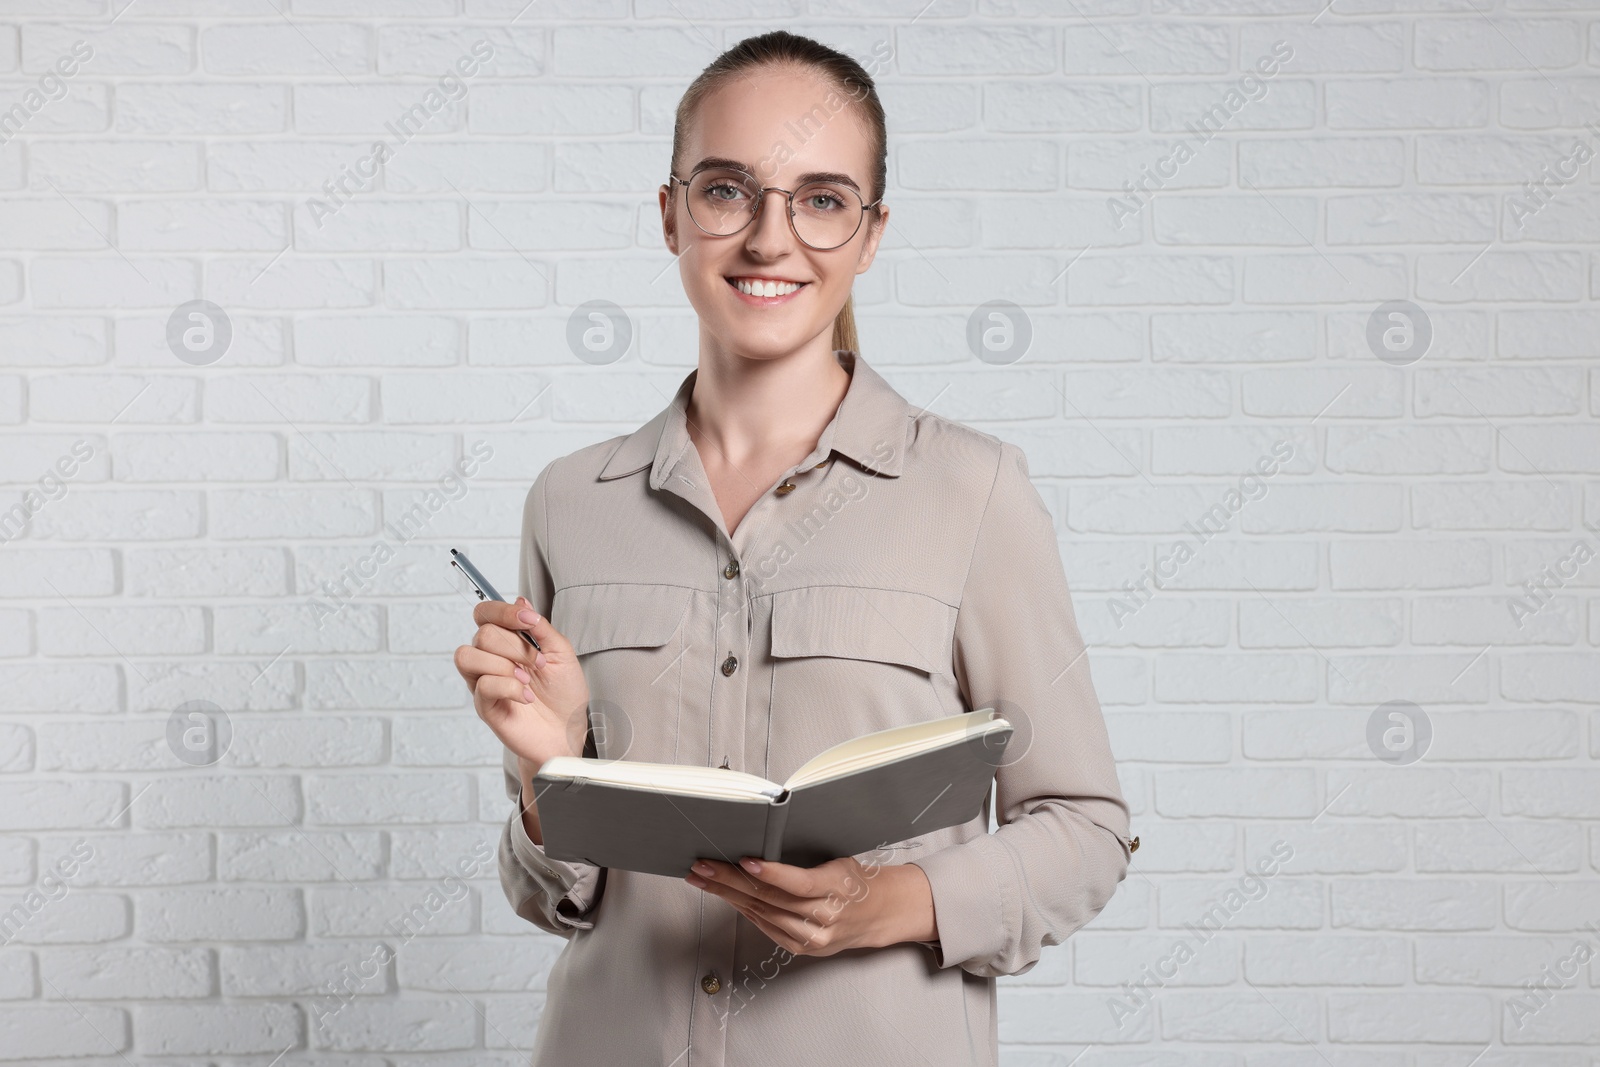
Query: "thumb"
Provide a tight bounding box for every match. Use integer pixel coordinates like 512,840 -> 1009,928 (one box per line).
513,596 -> 570,655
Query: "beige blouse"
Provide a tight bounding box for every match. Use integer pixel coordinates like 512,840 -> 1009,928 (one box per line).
496,349 -> 1133,1067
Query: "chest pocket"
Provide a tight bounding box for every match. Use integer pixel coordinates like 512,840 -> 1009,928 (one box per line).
554,582 -> 695,656
771,585 -> 954,675
768,585 -> 958,761
551,582 -> 695,762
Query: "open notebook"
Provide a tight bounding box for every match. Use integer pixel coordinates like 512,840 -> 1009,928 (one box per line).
532,708 -> 1012,878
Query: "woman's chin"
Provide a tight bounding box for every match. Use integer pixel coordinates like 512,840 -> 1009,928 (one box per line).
711,319 -> 830,359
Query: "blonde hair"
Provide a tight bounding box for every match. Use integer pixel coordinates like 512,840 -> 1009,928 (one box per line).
668,30 -> 887,356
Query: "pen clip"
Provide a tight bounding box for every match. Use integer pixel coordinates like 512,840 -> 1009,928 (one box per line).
450,559 -> 488,600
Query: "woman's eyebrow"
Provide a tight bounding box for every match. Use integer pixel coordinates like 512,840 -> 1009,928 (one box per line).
689,156 -> 862,192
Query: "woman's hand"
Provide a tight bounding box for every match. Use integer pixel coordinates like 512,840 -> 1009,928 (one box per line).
685,855 -> 938,956
454,596 -> 590,772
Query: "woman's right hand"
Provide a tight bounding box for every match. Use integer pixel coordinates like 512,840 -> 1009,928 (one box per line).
454,597 -> 590,773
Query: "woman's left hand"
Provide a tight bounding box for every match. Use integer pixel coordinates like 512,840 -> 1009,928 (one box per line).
685,854 -> 935,956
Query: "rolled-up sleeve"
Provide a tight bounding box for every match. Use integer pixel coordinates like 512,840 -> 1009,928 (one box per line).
909,441 -> 1132,978
495,461 -> 608,937
499,746 -> 607,937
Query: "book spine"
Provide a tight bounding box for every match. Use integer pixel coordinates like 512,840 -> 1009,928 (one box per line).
760,790 -> 791,862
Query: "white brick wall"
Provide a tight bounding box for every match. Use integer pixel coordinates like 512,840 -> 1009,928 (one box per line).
1,0 -> 1597,1061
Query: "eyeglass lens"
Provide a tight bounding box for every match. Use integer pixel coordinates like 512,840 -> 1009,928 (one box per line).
685,169 -> 867,250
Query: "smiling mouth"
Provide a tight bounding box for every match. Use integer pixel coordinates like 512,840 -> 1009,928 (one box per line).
726,276 -> 807,298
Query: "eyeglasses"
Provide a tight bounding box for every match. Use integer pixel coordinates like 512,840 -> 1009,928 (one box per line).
668,167 -> 882,251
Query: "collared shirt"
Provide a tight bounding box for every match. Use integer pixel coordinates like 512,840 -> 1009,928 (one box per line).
497,349 -> 1132,1067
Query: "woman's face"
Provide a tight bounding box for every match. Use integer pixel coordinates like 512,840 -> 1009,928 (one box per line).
661,66 -> 889,362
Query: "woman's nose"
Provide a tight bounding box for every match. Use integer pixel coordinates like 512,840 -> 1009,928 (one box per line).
745,190 -> 797,250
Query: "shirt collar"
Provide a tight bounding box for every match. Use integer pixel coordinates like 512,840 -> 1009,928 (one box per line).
597,349 -> 911,485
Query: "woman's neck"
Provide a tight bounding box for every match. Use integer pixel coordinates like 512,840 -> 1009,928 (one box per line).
684,346 -> 852,471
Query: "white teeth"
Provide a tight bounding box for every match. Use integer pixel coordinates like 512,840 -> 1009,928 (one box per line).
734,278 -> 801,297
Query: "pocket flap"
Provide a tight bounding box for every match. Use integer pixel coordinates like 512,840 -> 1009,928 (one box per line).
771,585 -> 954,676
552,583 -> 695,656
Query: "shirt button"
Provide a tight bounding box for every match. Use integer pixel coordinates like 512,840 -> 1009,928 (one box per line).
701,972 -> 721,994
724,560 -> 740,578
775,480 -> 796,495
721,654 -> 738,676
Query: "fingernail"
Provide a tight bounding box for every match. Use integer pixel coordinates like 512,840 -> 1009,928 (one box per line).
686,874 -> 706,888
518,609 -> 538,625
740,858 -> 761,873
523,685 -> 535,702
513,666 -> 530,683
692,861 -> 713,876
533,652 -> 546,669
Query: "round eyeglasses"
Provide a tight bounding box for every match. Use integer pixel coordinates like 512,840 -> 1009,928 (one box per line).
668,168 -> 882,251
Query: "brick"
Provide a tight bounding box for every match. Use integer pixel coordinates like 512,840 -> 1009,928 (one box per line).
0,1005 -> 128,1057
1328,77 -> 1490,128
40,946 -> 212,998
137,888 -> 303,942
1244,935 -> 1407,986
1242,135 -> 1408,192
202,23 -> 370,75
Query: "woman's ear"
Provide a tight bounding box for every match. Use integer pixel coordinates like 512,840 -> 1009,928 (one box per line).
660,184 -> 679,257
855,204 -> 889,275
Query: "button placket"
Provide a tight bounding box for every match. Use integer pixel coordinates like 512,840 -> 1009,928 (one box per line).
693,528 -> 744,1067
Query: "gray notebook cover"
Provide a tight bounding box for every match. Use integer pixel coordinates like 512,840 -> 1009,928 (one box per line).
533,726 -> 1012,878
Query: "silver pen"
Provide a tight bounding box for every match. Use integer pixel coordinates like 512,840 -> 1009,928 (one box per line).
450,547 -> 542,652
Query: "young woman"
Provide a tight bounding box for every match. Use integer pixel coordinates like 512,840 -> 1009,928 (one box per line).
454,30 -> 1133,1067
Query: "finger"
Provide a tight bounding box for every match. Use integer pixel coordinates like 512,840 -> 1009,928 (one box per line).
730,895 -> 826,952
473,674 -> 536,723
471,596 -> 529,631
722,856 -> 824,900
472,618 -> 540,666
456,644 -> 520,687
691,858 -> 809,911
473,597 -> 573,656
732,902 -> 806,955
691,871 -> 823,938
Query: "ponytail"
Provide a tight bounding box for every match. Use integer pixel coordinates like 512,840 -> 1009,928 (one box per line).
831,292 -> 860,356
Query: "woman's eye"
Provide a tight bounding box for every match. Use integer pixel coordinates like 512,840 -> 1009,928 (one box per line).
706,182 -> 746,202
807,192 -> 844,211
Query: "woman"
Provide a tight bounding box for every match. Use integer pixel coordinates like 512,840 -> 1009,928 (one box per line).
454,30 -> 1133,1067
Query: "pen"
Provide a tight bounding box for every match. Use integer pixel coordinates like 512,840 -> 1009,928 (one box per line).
450,547 -> 543,652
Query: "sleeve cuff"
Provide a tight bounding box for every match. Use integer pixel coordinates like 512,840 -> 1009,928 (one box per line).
506,792 -> 604,930
908,835 -> 1012,972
